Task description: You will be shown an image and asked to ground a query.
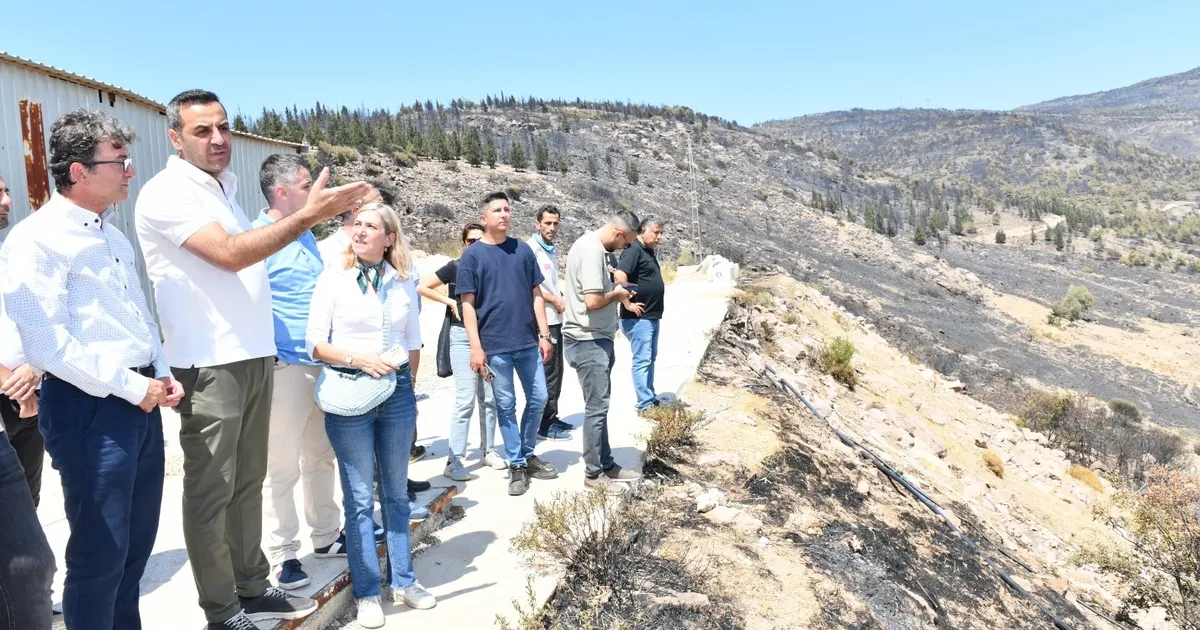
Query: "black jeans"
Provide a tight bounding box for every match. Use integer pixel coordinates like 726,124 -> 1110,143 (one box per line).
1,393 -> 43,507
539,324 -> 565,433
0,434 -> 54,629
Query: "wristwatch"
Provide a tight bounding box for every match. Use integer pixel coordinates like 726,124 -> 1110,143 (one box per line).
344,353 -> 354,367
538,333 -> 552,341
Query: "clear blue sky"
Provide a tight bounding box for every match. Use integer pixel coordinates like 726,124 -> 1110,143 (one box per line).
5,0 -> 1199,125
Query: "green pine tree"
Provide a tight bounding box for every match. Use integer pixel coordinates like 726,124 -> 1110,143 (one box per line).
625,159 -> 639,185
508,140 -> 528,171
463,127 -> 483,166
555,155 -> 568,175
534,138 -> 550,173
483,136 -> 498,169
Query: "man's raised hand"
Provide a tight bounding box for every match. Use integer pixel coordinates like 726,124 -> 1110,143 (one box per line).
303,168 -> 371,222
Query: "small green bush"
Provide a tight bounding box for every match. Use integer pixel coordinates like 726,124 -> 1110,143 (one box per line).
995,229 -> 1007,244
1120,249 -> 1151,267
816,336 -> 858,389
391,150 -> 418,168
318,141 -> 360,166
505,184 -> 522,201
1108,398 -> 1141,423
643,402 -> 704,462
1049,285 -> 1094,323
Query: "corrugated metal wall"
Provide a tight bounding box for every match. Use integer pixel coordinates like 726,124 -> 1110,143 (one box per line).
0,56 -> 300,315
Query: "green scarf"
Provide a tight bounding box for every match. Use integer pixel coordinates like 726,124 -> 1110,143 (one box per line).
356,259 -> 385,294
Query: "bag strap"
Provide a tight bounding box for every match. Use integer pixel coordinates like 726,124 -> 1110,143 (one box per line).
379,281 -> 392,352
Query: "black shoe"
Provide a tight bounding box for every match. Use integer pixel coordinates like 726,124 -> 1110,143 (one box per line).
410,445 -> 427,463
313,531 -> 347,558
407,478 -> 432,493
508,465 -> 531,496
207,612 -> 258,630
239,586 -> 317,621
527,455 -> 559,480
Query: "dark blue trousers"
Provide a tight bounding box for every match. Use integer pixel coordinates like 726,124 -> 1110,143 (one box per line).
40,379 -> 164,630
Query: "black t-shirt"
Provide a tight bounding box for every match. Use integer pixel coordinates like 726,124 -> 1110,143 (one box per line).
435,259 -> 465,327
617,239 -> 665,320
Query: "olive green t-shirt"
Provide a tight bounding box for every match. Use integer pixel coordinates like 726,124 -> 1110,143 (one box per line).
563,232 -> 617,341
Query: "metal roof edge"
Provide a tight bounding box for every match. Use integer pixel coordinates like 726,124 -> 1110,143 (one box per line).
0,50 -> 305,149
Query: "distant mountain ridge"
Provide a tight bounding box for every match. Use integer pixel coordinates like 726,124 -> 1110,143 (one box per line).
1020,65 -> 1200,113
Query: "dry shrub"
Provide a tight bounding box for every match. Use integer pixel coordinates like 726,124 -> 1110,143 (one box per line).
983,450 -> 1005,478
1078,467 -> 1200,626
1068,464 -> 1104,492
660,260 -> 678,284
317,141 -> 360,166
815,336 -> 858,389
643,402 -> 704,462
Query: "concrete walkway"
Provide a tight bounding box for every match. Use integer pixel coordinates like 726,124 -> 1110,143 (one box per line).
36,266 -> 732,630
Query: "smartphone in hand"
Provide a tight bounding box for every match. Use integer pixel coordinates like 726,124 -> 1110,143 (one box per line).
380,346 -> 406,366
617,282 -> 639,293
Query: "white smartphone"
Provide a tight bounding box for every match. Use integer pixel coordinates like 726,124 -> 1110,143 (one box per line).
380,346 -> 407,365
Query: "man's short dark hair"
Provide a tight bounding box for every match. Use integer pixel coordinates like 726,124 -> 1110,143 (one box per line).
48,109 -> 136,192
461,222 -> 485,243
167,89 -> 223,132
478,191 -> 509,211
259,154 -> 309,204
536,205 -> 561,222
610,210 -> 641,233
639,216 -> 665,233
368,180 -> 397,206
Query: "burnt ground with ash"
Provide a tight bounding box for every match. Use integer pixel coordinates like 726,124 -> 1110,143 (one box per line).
741,212 -> 1199,429
690,339 -> 1095,630
545,487 -> 744,630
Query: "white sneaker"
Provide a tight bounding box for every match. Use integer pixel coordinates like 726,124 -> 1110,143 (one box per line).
356,596 -> 385,628
443,458 -> 470,481
389,582 -> 437,610
483,450 -> 508,470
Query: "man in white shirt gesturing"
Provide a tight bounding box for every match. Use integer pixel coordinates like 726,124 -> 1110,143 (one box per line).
135,90 -> 369,630
0,109 -> 183,630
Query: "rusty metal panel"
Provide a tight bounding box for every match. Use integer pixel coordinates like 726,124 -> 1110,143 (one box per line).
18,99 -> 49,210
0,52 -> 302,323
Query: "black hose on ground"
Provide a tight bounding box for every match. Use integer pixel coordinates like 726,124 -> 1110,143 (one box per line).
747,357 -> 1083,630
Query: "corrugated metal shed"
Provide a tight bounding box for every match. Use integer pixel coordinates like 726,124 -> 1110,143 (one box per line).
0,50 -> 303,312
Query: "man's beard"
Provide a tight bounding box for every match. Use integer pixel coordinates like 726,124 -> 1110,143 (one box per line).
0,217 -> 8,230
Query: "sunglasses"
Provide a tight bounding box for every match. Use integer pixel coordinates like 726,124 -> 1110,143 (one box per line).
465,237 -> 480,245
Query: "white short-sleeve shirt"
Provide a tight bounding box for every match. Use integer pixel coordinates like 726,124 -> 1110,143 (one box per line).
304,263 -> 423,360
134,155 -> 275,368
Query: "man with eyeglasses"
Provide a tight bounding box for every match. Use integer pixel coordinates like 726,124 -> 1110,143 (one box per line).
0,109 -> 183,629
562,211 -> 644,494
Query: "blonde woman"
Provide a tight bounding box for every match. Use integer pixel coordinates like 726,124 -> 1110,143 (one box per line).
305,203 -> 435,627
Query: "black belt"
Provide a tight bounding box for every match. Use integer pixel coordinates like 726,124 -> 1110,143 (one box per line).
328,363 -> 410,377
45,365 -> 155,382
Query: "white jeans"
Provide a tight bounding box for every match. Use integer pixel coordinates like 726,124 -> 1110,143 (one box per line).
263,363 -> 341,565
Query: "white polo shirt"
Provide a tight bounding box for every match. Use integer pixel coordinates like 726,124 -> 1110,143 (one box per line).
135,155 -> 274,368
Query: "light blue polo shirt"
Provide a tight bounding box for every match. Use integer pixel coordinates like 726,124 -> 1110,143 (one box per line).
252,210 -> 324,365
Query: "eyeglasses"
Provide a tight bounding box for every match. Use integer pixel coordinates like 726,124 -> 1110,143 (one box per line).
86,158 -> 133,172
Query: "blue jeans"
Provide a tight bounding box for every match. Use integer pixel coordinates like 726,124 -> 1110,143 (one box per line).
39,378 -> 165,630
448,326 -> 497,460
325,373 -> 417,599
488,346 -> 548,467
0,432 -> 54,629
619,319 -> 661,410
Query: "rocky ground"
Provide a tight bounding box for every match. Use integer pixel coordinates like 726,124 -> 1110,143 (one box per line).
595,271 -> 1165,629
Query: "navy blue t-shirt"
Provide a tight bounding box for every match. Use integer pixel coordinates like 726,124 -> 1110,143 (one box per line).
455,237 -> 545,355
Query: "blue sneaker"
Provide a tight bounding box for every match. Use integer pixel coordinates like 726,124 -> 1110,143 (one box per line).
314,531 -> 348,558
410,502 -> 429,522
275,559 -> 310,590
537,423 -> 573,442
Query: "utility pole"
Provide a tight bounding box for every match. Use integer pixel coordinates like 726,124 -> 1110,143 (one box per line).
687,133 -> 702,258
